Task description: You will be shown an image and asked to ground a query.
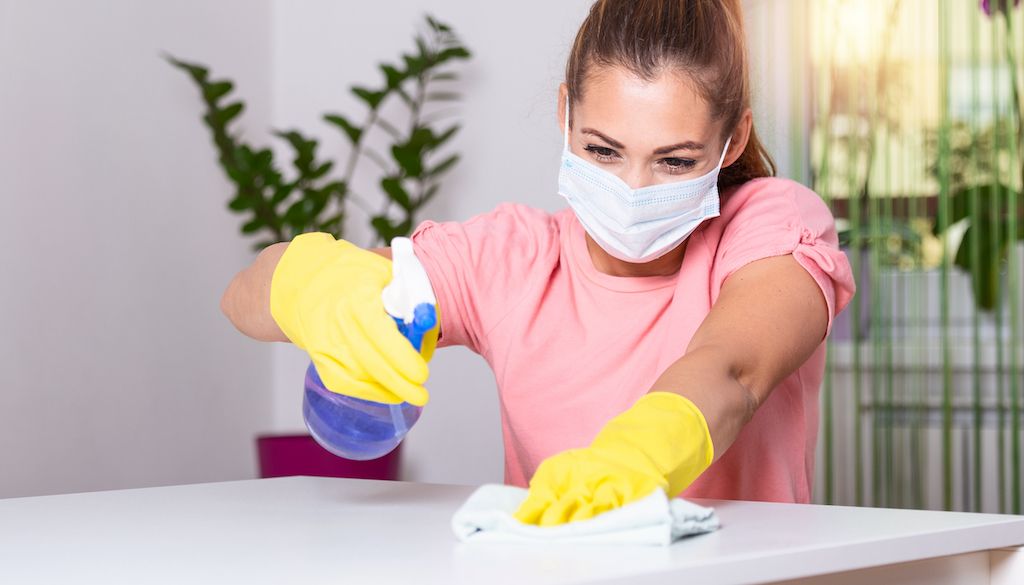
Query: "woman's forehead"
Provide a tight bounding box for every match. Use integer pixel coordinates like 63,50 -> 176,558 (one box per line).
575,65 -> 717,145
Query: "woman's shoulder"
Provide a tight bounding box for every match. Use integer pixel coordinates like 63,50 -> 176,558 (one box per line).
716,177 -> 834,229
415,202 -> 560,235
412,202 -> 566,266
485,202 -> 564,228
458,202 -> 566,245
723,176 -> 824,208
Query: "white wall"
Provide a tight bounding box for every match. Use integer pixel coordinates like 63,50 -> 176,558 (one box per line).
0,0 -> 275,497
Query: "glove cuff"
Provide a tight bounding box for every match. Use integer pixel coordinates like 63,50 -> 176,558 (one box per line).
270,233 -> 359,348
591,391 -> 715,497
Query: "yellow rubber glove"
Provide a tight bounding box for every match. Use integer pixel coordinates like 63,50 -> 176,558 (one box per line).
513,392 -> 714,526
270,233 -> 437,406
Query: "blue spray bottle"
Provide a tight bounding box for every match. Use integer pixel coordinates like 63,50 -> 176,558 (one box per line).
302,237 -> 437,461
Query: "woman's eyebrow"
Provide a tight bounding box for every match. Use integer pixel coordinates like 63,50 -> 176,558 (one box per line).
581,128 -> 625,149
653,141 -> 705,155
580,128 -> 705,155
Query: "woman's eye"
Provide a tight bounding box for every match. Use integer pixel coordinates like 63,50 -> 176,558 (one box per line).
584,144 -> 619,162
661,158 -> 698,173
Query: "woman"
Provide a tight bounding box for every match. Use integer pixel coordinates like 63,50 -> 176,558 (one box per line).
222,0 -> 855,527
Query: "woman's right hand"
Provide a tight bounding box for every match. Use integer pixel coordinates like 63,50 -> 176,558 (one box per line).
267,233 -> 431,406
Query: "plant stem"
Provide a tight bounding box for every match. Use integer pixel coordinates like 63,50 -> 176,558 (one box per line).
331,108 -> 382,233
1000,9 -> 1022,515
344,109 -> 380,181
346,190 -> 377,216
1003,13 -> 1024,188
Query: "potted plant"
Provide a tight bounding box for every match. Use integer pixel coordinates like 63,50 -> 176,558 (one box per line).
167,15 -> 470,249
168,15 -> 471,478
926,1 -> 1024,313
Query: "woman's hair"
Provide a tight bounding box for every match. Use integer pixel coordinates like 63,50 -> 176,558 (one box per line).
565,0 -> 776,189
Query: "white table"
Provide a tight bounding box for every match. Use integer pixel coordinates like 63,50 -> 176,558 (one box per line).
2,476 -> 1024,585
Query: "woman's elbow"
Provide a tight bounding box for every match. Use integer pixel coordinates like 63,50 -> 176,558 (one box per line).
220,274 -> 245,333
220,242 -> 289,341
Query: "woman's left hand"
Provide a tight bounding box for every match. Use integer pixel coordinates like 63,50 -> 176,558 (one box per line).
513,445 -> 668,526
513,392 -> 714,526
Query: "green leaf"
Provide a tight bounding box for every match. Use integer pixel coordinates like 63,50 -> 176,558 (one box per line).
381,177 -> 413,211
390,127 -> 434,177
426,15 -> 452,33
321,180 -> 348,199
233,145 -> 255,173
284,198 -> 312,229
274,130 -> 319,177
371,216 -> 397,241
323,114 -> 363,143
241,217 -> 266,234
402,54 -> 425,77
409,126 -> 435,149
203,81 -> 233,103
225,164 -> 248,185
371,215 -> 414,242
216,102 -> 244,126
228,193 -> 254,211
391,143 -> 424,178
935,182 -> 1024,311
430,124 -> 459,150
426,153 -> 459,178
937,183 -> 1022,234
318,212 -> 345,234
164,55 -> 209,83
303,187 -> 330,217
254,148 -> 275,172
426,91 -> 462,102
262,167 -> 284,189
352,86 -> 386,109
311,161 -> 334,180
394,218 -> 414,236
954,222 -> 1003,311
429,71 -> 459,82
271,184 -> 294,205
380,64 -> 406,89
437,46 -> 471,62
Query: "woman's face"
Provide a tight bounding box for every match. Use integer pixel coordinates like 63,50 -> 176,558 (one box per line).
559,65 -> 746,190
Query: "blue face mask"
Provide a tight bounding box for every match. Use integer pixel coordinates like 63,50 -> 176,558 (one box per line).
557,103 -> 730,263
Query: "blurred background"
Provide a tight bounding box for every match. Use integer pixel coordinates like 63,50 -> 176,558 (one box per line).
0,0 -> 1021,514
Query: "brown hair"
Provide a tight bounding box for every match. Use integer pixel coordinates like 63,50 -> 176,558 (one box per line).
565,0 -> 776,189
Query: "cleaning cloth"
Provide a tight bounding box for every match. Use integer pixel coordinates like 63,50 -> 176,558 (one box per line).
451,484 -> 720,546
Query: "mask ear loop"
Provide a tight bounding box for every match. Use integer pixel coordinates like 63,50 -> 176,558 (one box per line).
716,137 -> 733,169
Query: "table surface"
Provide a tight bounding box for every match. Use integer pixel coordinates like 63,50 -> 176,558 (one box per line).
2,476 -> 1024,585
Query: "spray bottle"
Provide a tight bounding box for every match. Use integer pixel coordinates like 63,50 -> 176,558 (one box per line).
302,237 -> 437,461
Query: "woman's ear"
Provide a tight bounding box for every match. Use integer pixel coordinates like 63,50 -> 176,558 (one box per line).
557,83 -> 569,135
724,108 -> 753,168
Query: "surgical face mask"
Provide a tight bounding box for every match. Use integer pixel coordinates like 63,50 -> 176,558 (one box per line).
557,104 -> 731,263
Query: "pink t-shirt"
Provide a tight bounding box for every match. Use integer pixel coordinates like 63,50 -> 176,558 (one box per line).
410,177 -> 855,503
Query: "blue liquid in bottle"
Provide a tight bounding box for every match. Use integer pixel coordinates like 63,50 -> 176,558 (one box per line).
303,282 -> 437,460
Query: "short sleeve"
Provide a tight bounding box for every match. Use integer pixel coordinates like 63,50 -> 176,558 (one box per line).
710,178 -> 856,336
410,203 -> 561,355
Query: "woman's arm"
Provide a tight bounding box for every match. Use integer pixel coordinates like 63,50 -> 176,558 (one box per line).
649,253 -> 828,457
515,249 -> 835,527
219,242 -> 391,342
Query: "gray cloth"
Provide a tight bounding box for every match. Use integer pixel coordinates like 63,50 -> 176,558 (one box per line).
451,484 -> 720,546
